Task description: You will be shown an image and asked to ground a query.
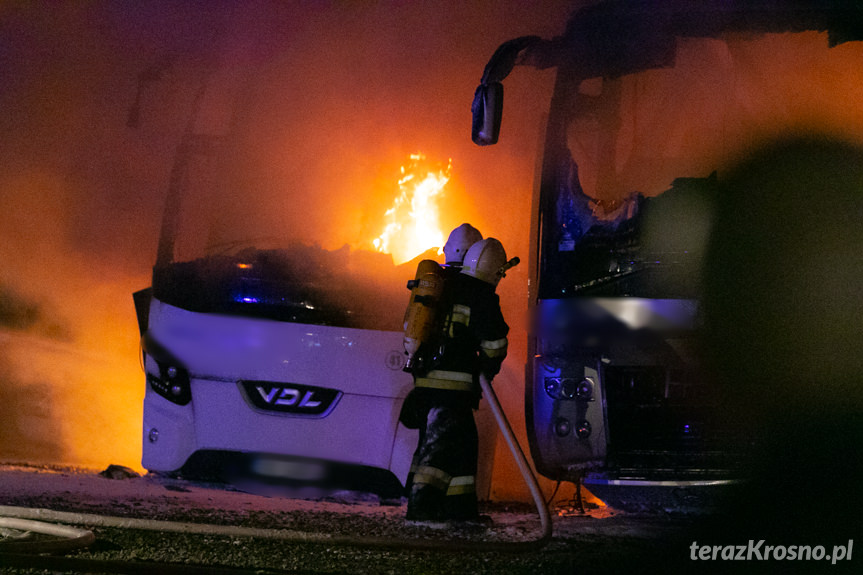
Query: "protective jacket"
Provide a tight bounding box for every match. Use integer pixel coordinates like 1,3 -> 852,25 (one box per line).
413,272 -> 509,401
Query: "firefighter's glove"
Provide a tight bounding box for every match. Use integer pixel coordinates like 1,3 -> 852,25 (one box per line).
479,358 -> 503,382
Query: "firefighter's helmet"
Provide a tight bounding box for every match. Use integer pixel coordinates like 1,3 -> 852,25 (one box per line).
443,223 -> 482,266
461,237 -> 507,286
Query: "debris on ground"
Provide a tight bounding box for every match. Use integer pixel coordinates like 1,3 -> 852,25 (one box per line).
97,464 -> 141,480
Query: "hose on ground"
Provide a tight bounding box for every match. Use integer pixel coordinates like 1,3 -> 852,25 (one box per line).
0,374 -> 551,554
0,551 -> 301,575
0,516 -> 95,554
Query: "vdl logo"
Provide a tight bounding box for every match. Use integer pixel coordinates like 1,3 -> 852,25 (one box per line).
256,386 -> 321,408
242,381 -> 340,416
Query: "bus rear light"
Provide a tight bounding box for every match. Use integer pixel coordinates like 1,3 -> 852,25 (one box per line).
576,420 -> 592,439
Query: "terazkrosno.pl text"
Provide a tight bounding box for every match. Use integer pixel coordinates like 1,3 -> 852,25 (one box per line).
690,540 -> 853,564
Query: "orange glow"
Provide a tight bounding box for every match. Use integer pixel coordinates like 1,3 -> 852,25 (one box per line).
372,153 -> 451,265
9,2 -> 863,505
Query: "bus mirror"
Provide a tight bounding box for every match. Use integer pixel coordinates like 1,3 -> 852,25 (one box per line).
472,82 -> 503,145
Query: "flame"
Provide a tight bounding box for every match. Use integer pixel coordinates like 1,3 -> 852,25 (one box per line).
373,153 -> 451,265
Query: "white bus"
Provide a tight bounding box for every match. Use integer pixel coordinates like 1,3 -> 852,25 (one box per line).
132,84 -> 422,498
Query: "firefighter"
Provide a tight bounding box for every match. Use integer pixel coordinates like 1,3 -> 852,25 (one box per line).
405,235 -> 509,524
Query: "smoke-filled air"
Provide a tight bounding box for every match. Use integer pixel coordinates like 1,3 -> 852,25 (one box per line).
3,1 -> 863,502
0,1 -> 572,498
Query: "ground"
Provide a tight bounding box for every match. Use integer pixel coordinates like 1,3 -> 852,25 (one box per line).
0,463 -> 719,574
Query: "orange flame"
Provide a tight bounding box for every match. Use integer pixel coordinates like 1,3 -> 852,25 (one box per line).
373,153 -> 451,265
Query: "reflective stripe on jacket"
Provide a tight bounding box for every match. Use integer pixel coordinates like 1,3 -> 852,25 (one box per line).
415,369 -> 474,392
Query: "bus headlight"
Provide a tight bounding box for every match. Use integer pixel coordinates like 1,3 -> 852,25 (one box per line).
576,378 -> 594,401
142,333 -> 192,406
544,377 -> 560,398
554,417 -> 571,437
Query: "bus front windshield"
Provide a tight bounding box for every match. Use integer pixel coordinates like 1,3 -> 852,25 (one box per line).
150,72 -> 418,332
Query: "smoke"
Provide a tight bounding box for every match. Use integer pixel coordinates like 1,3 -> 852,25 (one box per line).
3,0 -> 862,505
0,283 -> 68,339
0,1 -> 574,489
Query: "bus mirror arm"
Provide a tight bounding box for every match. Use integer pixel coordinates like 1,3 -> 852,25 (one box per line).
480,36 -> 543,85
471,36 -> 546,146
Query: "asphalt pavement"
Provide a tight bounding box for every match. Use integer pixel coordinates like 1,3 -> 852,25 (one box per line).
0,463 -> 710,574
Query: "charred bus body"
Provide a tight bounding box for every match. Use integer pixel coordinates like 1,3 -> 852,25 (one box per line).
474,0 -> 863,507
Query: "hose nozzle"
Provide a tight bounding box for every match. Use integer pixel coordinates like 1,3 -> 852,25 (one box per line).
497,256 -> 520,280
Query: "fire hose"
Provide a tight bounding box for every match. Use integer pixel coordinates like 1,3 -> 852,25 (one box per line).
0,374 -> 551,566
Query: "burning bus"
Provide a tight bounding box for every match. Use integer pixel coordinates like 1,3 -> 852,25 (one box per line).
472,0 -> 863,507
129,73 -> 464,496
